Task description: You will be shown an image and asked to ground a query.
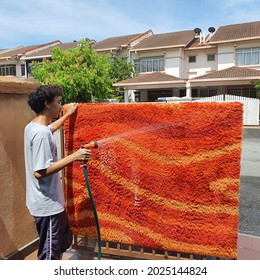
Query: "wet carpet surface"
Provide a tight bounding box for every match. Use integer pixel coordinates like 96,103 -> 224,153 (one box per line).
64,102 -> 243,259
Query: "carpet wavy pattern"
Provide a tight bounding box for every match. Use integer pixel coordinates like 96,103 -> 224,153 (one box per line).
64,102 -> 243,259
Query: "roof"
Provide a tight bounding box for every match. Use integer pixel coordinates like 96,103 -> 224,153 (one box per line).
191,66 -> 260,81
114,72 -> 186,87
114,67 -> 260,89
0,45 -> 42,59
0,41 -> 61,60
185,36 -> 217,50
131,30 -> 195,50
93,33 -> 145,51
210,21 -> 260,43
22,41 -> 79,59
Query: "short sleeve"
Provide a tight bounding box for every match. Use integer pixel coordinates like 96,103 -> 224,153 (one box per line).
32,131 -> 54,172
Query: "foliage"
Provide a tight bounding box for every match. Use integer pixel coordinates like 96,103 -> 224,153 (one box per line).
109,55 -> 136,100
110,55 -> 135,82
32,40 -> 114,103
251,80 -> 260,99
32,41 -> 136,103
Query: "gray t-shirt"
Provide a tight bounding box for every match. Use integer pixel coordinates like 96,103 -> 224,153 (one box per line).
24,122 -> 65,216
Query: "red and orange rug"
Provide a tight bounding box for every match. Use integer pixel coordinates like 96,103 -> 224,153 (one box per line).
64,102 -> 243,259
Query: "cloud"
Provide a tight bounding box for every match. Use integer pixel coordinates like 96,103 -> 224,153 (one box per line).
0,0 -> 155,46
0,0 -> 260,48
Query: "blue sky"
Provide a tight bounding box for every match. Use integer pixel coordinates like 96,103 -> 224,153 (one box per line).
1,0 -> 260,49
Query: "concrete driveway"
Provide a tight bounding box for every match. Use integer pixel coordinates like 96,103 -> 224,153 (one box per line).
239,127 -> 260,236
238,127 -> 260,259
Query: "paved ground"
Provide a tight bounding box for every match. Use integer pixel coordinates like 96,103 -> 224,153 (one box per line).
239,128 -> 260,236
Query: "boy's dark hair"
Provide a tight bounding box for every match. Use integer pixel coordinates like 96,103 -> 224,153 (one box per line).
28,85 -> 63,114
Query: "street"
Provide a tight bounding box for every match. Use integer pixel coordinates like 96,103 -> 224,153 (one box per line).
239,128 -> 260,236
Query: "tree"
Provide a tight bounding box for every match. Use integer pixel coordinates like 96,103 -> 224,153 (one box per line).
252,80 -> 260,99
109,55 -> 136,100
110,55 -> 135,82
32,40 -> 114,103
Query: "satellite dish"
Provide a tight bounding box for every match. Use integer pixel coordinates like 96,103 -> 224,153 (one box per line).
194,28 -> 202,35
208,27 -> 215,33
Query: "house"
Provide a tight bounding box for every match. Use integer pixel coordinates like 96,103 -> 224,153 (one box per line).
20,41 -> 80,77
1,20 -> 260,104
0,41 -> 61,78
0,40 -> 97,79
113,21 -> 260,102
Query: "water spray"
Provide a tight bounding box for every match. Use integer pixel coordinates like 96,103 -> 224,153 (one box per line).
80,126 -> 167,258
81,140 -> 101,260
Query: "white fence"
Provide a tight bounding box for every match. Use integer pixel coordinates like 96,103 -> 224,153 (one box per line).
195,94 -> 260,126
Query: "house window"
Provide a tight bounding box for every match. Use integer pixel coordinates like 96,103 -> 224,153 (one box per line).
134,56 -> 164,73
189,56 -> 196,63
207,54 -> 215,61
236,48 -> 260,66
0,64 -> 16,76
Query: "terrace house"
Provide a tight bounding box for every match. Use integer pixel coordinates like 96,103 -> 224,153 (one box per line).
1,20 -> 260,106
112,21 -> 260,103
0,41 -> 61,78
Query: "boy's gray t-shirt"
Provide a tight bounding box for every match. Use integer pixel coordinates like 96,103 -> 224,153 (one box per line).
24,122 -> 65,216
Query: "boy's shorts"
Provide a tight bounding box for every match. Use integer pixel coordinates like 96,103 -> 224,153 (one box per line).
34,210 -> 72,260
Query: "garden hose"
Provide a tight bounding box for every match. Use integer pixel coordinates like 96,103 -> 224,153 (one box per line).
83,164 -> 101,260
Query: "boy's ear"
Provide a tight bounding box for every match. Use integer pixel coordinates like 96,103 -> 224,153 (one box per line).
44,100 -> 50,109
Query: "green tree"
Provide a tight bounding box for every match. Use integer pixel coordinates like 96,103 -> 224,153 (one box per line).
109,55 -> 136,100
110,55 -> 135,82
252,80 -> 260,99
32,40 -> 114,103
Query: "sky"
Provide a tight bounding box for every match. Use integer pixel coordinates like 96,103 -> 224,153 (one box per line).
1,0 -> 260,49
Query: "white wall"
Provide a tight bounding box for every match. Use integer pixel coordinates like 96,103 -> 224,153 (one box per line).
217,44 -> 235,70
165,48 -> 183,77
184,49 -> 218,79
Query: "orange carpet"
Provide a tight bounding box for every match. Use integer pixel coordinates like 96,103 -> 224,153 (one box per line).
64,102 -> 243,259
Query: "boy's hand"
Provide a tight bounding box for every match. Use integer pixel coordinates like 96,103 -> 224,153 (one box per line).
73,148 -> 91,162
65,103 -> 78,116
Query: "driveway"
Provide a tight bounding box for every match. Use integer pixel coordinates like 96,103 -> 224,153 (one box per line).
239,127 -> 260,236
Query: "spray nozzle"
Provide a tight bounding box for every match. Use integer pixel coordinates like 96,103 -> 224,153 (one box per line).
80,140 -> 98,167
83,140 -> 98,149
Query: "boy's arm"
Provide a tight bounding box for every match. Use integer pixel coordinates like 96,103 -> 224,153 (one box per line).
34,147 -> 91,179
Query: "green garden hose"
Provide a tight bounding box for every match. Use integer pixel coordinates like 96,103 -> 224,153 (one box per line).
83,164 -> 101,260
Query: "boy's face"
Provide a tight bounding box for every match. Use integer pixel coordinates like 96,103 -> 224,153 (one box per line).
49,95 -> 62,118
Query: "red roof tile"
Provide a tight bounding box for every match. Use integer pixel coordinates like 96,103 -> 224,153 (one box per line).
93,33 -> 145,50
131,30 -> 195,50
191,66 -> 260,80
0,45 -> 42,59
114,72 -> 186,87
210,21 -> 260,43
0,41 -> 61,59
22,41 -> 79,58
185,35 -> 216,49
